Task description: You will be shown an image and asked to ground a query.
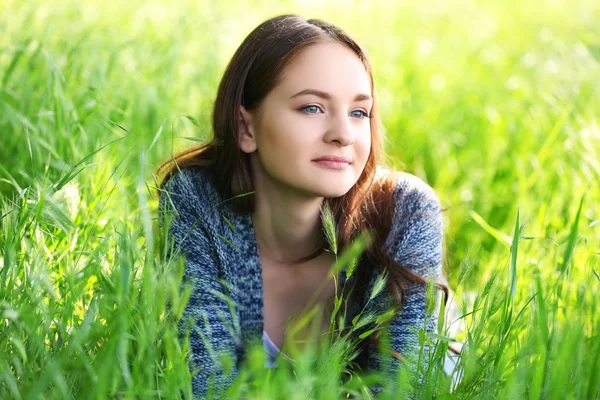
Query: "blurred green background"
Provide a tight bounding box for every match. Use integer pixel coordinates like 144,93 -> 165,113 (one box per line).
1,0 -> 599,398
2,0 -> 598,286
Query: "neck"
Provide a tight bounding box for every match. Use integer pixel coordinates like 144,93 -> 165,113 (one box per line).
250,173 -> 326,265
252,197 -> 325,264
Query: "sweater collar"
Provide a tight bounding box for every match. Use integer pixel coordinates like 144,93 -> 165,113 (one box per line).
222,202 -> 353,362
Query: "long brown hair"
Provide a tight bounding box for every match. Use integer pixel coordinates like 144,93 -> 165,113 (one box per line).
156,14 -> 448,371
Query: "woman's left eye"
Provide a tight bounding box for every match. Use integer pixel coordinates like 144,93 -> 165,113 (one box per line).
350,110 -> 370,119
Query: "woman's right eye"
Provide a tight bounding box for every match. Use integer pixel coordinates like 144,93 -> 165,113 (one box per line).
300,105 -> 323,114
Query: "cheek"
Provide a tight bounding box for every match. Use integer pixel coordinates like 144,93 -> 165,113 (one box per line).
255,114 -> 306,170
357,129 -> 372,160
259,112 -> 316,152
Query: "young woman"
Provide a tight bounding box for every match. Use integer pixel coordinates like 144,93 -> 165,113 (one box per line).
157,14 -> 447,398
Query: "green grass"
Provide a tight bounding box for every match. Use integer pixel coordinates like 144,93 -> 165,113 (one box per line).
1,0 -> 599,398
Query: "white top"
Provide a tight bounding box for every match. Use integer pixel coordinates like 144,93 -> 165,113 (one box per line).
262,330 -> 294,368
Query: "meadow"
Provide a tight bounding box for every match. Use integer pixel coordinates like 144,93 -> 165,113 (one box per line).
1,0 -> 599,398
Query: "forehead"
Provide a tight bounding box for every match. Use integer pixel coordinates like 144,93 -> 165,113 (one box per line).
274,41 -> 372,99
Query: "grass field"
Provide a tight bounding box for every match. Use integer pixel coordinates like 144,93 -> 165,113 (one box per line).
1,0 -> 599,398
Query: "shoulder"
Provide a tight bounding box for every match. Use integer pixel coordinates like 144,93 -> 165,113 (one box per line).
391,171 -> 442,217
159,166 -> 222,223
376,166 -> 442,219
161,166 -> 219,202
380,168 -> 444,278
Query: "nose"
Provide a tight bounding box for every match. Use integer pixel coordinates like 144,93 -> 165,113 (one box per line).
324,111 -> 355,146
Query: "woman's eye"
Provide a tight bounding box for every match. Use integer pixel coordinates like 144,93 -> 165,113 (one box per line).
301,105 -> 322,114
350,110 -> 369,119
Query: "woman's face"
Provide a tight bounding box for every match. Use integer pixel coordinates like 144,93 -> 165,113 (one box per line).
239,41 -> 373,199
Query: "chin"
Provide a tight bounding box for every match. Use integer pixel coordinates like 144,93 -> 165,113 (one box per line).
288,174 -> 358,198
312,184 -> 355,199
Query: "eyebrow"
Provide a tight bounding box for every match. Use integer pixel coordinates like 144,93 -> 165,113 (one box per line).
289,88 -> 372,102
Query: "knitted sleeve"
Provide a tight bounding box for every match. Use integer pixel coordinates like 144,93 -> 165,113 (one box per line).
158,168 -> 239,399
366,172 -> 444,395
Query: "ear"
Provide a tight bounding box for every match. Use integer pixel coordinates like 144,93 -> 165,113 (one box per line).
238,105 -> 257,154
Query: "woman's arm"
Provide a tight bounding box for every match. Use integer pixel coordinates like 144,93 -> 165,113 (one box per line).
159,168 -> 240,399
367,173 -> 444,393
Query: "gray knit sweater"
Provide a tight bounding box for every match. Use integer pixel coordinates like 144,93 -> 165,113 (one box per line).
158,166 -> 444,399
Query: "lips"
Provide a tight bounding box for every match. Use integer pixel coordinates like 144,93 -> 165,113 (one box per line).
312,155 -> 352,163
312,156 -> 352,171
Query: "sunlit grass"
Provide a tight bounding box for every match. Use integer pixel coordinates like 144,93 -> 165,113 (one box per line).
1,0 -> 599,398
